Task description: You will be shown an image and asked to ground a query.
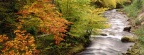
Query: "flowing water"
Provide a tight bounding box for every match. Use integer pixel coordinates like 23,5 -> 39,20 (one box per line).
78,9 -> 135,55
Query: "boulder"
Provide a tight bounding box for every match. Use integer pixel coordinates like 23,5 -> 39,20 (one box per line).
123,27 -> 131,32
121,36 -> 135,43
100,33 -> 107,36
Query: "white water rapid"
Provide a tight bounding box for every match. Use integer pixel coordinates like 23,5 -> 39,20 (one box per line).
78,9 -> 135,55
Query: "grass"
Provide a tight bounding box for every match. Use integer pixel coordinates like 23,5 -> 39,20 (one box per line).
135,25 -> 144,42
123,1 -> 137,17
123,0 -> 144,55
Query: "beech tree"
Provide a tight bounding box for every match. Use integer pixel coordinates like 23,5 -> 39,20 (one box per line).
17,0 -> 70,44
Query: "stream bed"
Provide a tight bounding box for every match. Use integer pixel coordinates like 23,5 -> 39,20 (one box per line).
78,9 -> 135,55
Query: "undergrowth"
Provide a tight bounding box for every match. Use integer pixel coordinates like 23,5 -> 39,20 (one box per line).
123,0 -> 144,55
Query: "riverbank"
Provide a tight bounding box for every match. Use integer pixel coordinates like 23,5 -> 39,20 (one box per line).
123,11 -> 144,55
122,0 -> 144,54
77,9 -> 135,55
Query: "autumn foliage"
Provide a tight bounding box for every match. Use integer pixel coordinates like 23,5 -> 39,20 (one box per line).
0,0 -> 120,55
0,27 -> 36,55
92,0 -> 128,8
17,0 -> 70,44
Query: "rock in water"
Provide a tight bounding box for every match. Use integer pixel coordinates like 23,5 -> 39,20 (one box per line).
123,27 -> 131,32
121,36 -> 135,42
100,33 -> 107,36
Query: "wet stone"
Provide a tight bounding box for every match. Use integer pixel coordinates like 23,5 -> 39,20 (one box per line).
100,33 -> 107,36
123,27 -> 131,32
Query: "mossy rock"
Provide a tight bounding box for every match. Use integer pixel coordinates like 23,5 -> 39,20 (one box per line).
121,36 -> 136,42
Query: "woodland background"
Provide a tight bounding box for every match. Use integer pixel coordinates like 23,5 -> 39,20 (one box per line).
0,0 -> 144,55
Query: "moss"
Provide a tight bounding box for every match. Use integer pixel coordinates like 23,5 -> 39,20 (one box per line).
69,44 -> 84,54
121,36 -> 136,42
124,41 -> 142,55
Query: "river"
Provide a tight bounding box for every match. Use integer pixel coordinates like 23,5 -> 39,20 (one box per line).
78,9 -> 135,55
